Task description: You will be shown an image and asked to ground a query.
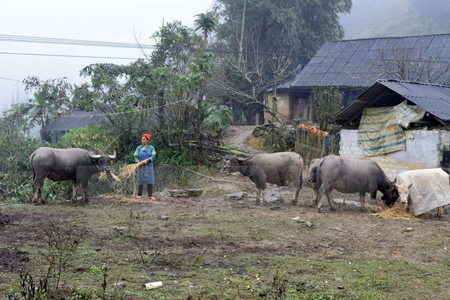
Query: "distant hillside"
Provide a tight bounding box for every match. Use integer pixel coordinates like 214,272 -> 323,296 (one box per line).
340,0 -> 450,39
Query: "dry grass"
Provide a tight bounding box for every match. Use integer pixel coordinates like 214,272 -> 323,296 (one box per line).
373,206 -> 416,219
98,172 -> 122,182
119,163 -> 140,179
245,135 -> 264,150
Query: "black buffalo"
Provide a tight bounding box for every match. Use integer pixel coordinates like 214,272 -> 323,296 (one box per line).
30,147 -> 116,204
314,155 -> 399,212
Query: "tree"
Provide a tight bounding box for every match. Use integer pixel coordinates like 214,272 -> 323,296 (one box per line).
0,106 -> 39,199
76,22 -> 217,162
23,77 -> 74,129
374,43 -> 450,85
211,0 -> 352,124
194,12 -> 217,41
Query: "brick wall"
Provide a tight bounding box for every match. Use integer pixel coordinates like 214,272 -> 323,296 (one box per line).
340,129 -> 449,180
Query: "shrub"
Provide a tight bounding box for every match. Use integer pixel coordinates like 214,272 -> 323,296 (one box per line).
61,126 -> 114,154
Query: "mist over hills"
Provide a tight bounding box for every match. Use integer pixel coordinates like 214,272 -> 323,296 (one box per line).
340,0 -> 450,39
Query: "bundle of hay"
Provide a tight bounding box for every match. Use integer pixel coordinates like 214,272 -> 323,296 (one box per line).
373,207 -> 415,219
98,172 -> 122,182
118,163 -> 141,195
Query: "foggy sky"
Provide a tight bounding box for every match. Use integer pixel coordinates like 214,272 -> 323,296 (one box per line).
0,0 -> 213,111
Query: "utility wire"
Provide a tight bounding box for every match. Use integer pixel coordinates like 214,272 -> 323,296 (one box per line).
0,34 -> 155,49
0,76 -> 22,83
6,99 -> 191,118
0,51 -> 139,60
1,34 -> 449,64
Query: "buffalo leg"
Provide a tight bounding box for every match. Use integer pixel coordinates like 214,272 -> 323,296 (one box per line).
39,184 -> 47,204
325,189 -> 336,211
80,181 -> 89,205
370,191 -> 378,212
255,188 -> 261,205
262,189 -> 268,206
292,188 -> 300,205
316,186 -> 325,213
359,192 -> 366,212
71,181 -> 79,202
311,182 -> 317,201
32,172 -> 47,204
32,180 -> 42,203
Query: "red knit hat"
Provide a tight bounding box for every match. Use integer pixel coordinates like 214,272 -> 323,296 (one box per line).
142,134 -> 151,141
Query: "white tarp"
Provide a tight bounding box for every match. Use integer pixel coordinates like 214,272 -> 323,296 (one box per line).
398,168 -> 450,215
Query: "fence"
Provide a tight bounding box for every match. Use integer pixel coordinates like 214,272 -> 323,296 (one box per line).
294,129 -> 340,167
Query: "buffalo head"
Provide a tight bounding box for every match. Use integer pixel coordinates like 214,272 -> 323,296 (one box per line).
88,150 -> 116,173
381,178 -> 400,207
223,156 -> 247,173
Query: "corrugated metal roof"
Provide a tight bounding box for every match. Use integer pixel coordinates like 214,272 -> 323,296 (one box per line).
381,80 -> 450,121
291,34 -> 450,88
333,80 -> 450,125
41,109 -> 105,132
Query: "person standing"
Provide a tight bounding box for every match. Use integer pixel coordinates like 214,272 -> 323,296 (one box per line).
134,134 -> 156,200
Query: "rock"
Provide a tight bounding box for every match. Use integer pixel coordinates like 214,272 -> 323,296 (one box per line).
293,218 -> 313,227
271,197 -> 285,203
158,216 -> 169,221
304,221 -> 313,227
113,226 -> 128,234
224,192 -> 248,200
337,286 -> 345,290
113,281 -> 126,288
402,227 -> 413,232
167,189 -> 203,198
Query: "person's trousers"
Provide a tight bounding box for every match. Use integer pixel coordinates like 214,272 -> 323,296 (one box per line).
138,184 -> 153,197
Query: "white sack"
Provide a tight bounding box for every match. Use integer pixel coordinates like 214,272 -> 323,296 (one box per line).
398,168 -> 450,215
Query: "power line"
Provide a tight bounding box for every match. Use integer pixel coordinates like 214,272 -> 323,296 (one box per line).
0,51 -> 140,60
0,76 -> 22,83
0,34 -> 156,49
6,99 -> 191,118
2,34 -> 449,64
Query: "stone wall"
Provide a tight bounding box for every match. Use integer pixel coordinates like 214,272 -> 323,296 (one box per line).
340,129 -> 450,179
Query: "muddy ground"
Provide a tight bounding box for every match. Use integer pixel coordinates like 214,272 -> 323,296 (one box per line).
1,173 -> 450,299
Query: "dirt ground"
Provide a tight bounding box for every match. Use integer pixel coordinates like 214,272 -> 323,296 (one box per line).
2,129 -> 450,299
1,173 -> 450,299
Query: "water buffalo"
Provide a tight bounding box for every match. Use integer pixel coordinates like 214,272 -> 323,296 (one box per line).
225,152 -> 303,205
30,147 -> 116,204
308,158 -> 322,198
315,155 -> 398,212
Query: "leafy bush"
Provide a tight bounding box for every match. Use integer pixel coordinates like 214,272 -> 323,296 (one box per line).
204,104 -> 232,137
61,126 -> 114,154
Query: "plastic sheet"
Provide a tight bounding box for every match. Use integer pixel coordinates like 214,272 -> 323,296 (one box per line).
398,168 -> 450,215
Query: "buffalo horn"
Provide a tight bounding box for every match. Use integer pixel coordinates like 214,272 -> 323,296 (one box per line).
109,150 -> 117,159
88,151 -> 101,159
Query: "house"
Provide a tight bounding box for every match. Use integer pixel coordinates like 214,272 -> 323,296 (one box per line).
40,108 -> 106,143
264,33 -> 450,124
333,79 -> 450,179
